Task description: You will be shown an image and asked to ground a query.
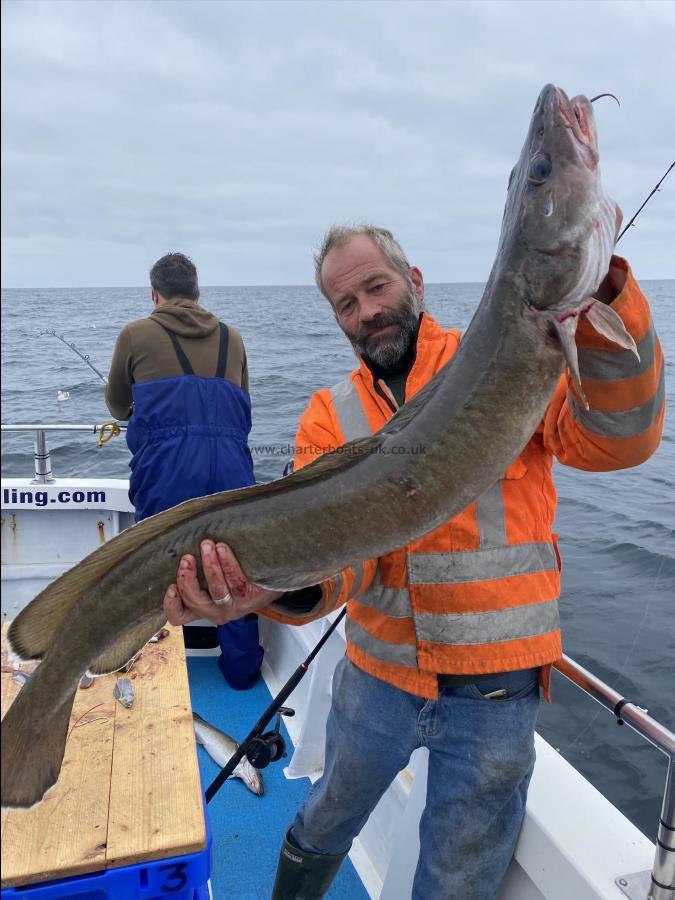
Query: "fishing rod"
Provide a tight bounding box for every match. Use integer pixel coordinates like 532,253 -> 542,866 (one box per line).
39,329 -> 108,384
616,160 -> 674,243
206,606 -> 347,803
208,159 -> 674,803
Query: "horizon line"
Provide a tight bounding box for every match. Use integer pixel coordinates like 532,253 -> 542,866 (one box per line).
3,275 -> 674,291
0,280 -> 492,291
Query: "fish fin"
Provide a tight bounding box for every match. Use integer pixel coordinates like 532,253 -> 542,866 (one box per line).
7,434 -> 383,662
585,300 -> 640,359
1,669 -> 76,809
88,611 -> 167,676
550,315 -> 589,411
8,579 -> 93,663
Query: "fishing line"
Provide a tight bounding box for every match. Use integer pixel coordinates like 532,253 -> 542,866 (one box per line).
608,552 -> 666,696
39,329 -> 108,384
557,553 -> 666,756
67,702 -> 109,743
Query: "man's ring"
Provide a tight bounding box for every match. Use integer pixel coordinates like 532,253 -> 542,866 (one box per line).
213,593 -> 233,606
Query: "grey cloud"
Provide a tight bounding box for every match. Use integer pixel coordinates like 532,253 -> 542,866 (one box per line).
2,0 -> 674,287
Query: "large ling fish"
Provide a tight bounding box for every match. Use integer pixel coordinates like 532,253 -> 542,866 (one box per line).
1,84 -> 637,808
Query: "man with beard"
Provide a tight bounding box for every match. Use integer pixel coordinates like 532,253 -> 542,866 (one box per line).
163,225 -> 664,899
293,226 -> 427,470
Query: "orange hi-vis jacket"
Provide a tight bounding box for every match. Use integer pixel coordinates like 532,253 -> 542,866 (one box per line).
264,257 -> 665,699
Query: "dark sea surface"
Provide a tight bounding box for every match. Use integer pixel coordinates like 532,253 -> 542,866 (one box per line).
1,281 -> 673,840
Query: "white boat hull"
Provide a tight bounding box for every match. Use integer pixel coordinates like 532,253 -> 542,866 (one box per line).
1,476 -> 656,899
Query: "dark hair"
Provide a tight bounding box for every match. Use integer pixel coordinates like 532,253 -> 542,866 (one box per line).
149,252 -> 199,301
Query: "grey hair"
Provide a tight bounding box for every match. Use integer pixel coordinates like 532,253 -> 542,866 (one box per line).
314,224 -> 412,299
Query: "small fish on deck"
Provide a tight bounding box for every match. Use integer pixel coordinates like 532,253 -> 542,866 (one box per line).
11,670 -> 32,689
147,629 -> 170,643
192,712 -> 263,797
113,678 -> 135,709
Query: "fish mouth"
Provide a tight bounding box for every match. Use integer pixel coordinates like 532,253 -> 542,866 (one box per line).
556,88 -> 598,170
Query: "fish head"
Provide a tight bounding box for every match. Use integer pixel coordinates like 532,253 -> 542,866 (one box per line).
499,83 -> 618,312
239,758 -> 264,796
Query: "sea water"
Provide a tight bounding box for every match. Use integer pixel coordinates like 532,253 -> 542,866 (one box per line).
1,280 -> 673,840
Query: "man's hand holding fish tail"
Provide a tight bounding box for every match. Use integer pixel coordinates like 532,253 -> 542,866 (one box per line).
164,541 -> 282,626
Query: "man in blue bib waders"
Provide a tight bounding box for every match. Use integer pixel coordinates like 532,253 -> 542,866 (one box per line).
105,251 -> 263,689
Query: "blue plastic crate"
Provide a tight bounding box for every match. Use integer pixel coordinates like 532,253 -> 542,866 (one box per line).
1,806 -> 212,900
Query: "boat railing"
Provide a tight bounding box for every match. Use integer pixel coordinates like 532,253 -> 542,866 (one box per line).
1,422 -> 127,483
553,656 -> 674,899
2,423 -> 674,898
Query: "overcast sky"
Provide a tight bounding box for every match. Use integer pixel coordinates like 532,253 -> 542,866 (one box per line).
2,0 -> 674,288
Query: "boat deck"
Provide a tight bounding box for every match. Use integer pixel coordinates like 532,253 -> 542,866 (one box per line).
187,655 -> 368,899
1,466 -> 668,899
0,624 -> 367,898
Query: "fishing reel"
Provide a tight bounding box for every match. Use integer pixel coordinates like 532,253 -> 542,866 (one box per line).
246,707 -> 295,770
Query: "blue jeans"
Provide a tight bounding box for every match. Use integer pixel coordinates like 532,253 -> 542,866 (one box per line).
290,657 -> 540,900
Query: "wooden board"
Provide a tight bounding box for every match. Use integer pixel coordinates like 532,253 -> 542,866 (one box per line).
106,626 -> 206,868
1,623 -> 206,888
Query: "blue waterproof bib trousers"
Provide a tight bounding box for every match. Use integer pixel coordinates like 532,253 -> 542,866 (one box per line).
126,321 -> 263,690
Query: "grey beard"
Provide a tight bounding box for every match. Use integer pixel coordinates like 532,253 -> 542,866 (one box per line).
351,290 -> 421,371
358,322 -> 415,369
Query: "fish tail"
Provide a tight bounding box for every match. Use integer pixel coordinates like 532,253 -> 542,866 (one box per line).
1,669 -> 77,809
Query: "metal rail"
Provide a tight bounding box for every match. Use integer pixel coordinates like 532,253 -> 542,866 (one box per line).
554,656 -> 675,756
553,660 -> 674,899
1,424 -> 127,433
1,423 -> 673,895
1,423 -> 127,482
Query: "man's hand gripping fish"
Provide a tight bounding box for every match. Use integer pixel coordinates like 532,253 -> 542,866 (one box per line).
1,84 -> 637,809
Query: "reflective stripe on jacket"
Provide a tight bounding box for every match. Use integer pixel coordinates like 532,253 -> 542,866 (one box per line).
264,257 -> 664,698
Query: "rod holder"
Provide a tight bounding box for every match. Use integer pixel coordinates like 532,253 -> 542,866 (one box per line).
31,430 -> 55,483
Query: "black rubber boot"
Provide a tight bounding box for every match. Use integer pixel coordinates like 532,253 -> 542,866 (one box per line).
271,829 -> 348,899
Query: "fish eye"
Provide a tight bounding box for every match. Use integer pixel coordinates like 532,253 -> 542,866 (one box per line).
529,154 -> 552,184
